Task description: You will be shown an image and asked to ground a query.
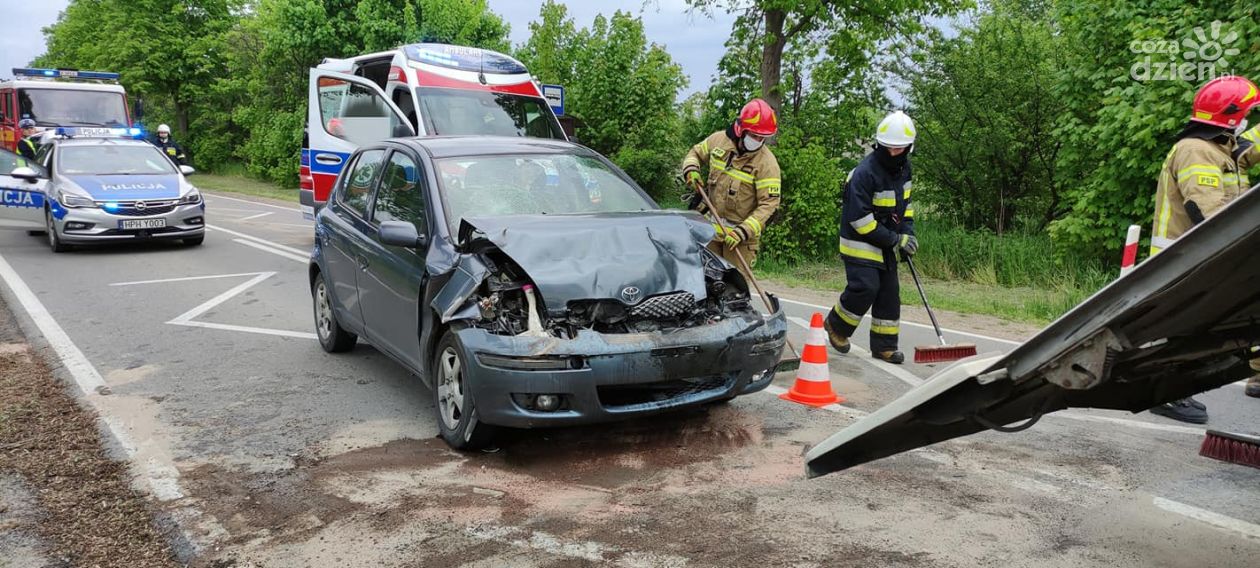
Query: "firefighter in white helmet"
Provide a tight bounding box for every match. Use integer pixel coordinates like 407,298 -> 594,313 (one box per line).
152,124 -> 187,165
824,111 -> 918,364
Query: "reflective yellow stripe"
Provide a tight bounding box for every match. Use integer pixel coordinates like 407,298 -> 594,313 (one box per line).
743,217 -> 763,236
700,140 -> 709,154
833,305 -> 861,327
683,157 -> 700,167
755,178 -> 780,188
872,190 -> 896,207
838,237 -> 884,262
851,213 -> 877,235
714,163 -> 755,184
1244,127 -> 1260,145
904,208 -> 915,219
1176,164 -> 1222,183
871,319 -> 899,335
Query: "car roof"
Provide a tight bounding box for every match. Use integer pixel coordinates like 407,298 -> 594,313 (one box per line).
395,136 -> 590,159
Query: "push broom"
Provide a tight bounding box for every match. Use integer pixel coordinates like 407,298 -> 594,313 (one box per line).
904,256 -> 977,364
1200,430 -> 1260,470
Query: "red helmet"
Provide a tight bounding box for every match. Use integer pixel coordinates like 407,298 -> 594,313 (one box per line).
734,98 -> 778,137
1191,76 -> 1259,128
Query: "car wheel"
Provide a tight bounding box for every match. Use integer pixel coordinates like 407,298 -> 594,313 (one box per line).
183,235 -> 205,246
312,272 -> 356,352
433,330 -> 497,451
45,209 -> 69,253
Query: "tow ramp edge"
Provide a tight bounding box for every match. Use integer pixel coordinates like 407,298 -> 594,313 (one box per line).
806,188 -> 1260,478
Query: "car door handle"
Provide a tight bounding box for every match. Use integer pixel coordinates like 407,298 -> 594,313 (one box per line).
357,256 -> 369,270
314,153 -> 343,166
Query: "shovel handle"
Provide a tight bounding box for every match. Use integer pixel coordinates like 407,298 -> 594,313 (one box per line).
691,181 -> 800,360
905,256 -> 947,347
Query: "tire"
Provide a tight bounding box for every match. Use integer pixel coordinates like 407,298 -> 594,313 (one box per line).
183,235 -> 205,246
45,209 -> 69,253
433,330 -> 497,450
312,272 -> 357,353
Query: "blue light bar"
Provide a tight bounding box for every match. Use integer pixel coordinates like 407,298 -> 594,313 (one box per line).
12,68 -> 120,81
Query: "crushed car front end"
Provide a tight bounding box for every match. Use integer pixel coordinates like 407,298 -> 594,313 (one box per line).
430,211 -> 789,428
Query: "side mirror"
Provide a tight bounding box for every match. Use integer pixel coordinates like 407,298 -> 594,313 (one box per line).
179,164 -> 196,175
10,167 -> 43,183
379,220 -> 427,248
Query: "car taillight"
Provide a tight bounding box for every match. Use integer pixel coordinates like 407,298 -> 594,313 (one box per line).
389,65 -> 408,84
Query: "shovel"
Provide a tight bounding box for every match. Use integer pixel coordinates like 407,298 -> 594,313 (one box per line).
689,179 -> 800,374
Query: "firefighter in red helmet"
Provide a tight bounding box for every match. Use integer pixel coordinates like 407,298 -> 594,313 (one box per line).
680,98 -> 782,281
1149,75 -> 1260,421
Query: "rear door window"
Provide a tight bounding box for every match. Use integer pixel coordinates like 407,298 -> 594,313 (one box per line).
338,149 -> 386,218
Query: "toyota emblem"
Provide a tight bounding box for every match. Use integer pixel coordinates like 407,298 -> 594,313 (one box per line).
134,201 -> 147,210
621,286 -> 642,304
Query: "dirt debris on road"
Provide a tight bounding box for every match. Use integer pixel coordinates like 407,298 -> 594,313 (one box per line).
0,298 -> 178,568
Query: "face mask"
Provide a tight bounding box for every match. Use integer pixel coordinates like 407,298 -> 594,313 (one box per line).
742,134 -> 764,152
874,144 -> 910,171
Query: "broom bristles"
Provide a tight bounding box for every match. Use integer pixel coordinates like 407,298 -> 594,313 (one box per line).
914,344 -> 978,364
1200,430 -> 1260,469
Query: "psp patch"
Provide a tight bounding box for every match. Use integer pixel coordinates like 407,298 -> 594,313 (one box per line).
0,188 -> 43,209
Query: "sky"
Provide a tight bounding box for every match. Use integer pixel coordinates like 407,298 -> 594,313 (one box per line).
6,1 -> 735,97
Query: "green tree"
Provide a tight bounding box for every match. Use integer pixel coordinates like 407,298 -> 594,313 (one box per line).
516,3 -> 688,200
1050,0 -> 1260,260
909,2 -> 1067,234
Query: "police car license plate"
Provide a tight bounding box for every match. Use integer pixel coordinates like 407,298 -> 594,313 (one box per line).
119,219 -> 166,230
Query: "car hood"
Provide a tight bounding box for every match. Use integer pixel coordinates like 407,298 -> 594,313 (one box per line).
458,211 -> 717,312
806,187 -> 1260,478
63,174 -> 182,200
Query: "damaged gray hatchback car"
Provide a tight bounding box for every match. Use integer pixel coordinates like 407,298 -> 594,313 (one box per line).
309,136 -> 788,449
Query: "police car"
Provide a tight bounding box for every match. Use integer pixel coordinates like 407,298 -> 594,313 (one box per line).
0,132 -> 204,252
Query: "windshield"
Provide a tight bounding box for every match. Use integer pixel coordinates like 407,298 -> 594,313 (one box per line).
18,88 -> 129,127
435,153 -> 655,230
59,145 -> 176,175
417,88 -> 564,139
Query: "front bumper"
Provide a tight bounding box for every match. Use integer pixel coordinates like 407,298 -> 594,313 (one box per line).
456,311 -> 788,428
53,201 -> 206,244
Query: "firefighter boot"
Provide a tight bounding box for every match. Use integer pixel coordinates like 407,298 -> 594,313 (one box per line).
1151,398 -> 1209,424
872,350 -> 906,365
822,313 -> 851,354
1245,377 -> 1260,398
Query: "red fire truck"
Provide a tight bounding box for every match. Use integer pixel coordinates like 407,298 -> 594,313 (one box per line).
0,68 -> 135,152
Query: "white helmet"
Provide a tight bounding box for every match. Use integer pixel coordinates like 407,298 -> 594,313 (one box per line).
157,124 -> 171,134
875,111 -> 916,148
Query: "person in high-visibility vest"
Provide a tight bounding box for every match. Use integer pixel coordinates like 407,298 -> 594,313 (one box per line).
16,119 -> 39,163
1149,75 -> 1260,419
680,98 -> 781,282
824,111 -> 918,364
153,124 -> 187,165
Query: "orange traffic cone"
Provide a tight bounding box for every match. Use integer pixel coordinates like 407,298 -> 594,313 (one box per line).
780,312 -> 844,407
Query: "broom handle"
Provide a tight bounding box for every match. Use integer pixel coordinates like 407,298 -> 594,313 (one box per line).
691,180 -> 800,360
905,256 -> 948,347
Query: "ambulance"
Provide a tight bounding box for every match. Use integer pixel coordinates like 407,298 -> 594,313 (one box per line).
302,43 -> 566,219
0,68 -> 135,152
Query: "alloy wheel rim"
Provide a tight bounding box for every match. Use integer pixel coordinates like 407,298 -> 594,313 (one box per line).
437,346 -> 464,431
315,282 -> 333,340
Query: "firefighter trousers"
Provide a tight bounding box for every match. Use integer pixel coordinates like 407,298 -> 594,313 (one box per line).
707,239 -> 758,283
827,261 -> 900,353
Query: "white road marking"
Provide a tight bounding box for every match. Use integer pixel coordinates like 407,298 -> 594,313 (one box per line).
0,253 -> 106,393
787,315 -> 924,387
232,238 -> 308,263
207,224 -> 308,255
110,272 -> 267,287
153,271 -> 316,340
236,211 -> 274,222
203,192 -> 304,212
0,252 -> 185,500
1153,497 -> 1260,541
1052,411 -> 1205,436
777,297 -> 1021,346
168,272 -> 276,324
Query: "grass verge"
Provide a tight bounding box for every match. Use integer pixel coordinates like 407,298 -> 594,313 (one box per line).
756,258 -> 1105,325
194,171 -> 298,203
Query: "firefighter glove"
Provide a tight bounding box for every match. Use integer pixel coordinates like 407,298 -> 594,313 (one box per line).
686,170 -> 704,190
898,234 -> 918,256
724,226 -> 748,249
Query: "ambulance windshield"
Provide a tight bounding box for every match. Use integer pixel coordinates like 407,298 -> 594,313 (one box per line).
18,89 -> 129,127
417,88 -> 564,140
